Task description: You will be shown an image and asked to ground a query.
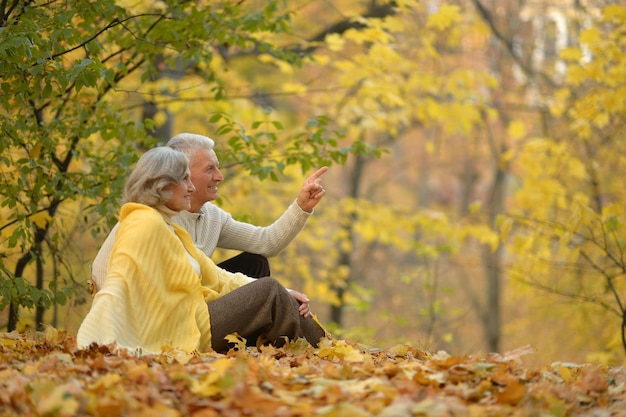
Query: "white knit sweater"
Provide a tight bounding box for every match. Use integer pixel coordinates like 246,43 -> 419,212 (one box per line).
91,200 -> 311,291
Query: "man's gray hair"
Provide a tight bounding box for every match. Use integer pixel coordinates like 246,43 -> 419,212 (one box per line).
167,133 -> 215,161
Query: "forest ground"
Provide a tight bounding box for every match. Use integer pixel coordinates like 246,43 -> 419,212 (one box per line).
0,330 -> 625,416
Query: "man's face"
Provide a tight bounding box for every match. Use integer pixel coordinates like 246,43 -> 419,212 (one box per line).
188,148 -> 223,212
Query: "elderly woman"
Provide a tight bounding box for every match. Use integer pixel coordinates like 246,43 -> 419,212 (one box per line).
77,147 -> 326,354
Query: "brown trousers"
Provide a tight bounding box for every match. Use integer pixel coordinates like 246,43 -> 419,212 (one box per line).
207,277 -> 325,353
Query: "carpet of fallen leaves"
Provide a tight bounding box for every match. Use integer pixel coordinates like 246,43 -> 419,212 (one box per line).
1,329 -> 626,417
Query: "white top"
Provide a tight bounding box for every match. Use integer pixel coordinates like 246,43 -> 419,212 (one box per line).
91,200 -> 311,291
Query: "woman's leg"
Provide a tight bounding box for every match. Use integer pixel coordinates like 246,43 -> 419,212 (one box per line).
208,278 -> 325,352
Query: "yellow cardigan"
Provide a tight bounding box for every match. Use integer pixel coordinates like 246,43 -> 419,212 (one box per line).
77,203 -> 252,354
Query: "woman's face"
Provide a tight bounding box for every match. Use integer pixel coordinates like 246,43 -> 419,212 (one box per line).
163,169 -> 196,212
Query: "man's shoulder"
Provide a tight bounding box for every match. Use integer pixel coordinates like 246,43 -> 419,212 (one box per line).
201,202 -> 226,215
199,202 -> 232,220
172,202 -> 230,225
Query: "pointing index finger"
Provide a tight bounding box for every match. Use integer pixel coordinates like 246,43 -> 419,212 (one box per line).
307,166 -> 329,181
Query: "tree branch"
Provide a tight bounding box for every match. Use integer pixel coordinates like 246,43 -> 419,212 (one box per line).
469,0 -> 557,88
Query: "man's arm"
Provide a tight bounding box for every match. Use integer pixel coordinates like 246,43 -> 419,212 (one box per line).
215,200 -> 312,257
180,167 -> 327,258
217,167 -> 328,257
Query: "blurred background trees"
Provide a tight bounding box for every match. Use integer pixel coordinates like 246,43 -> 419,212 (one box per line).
1,0 -> 625,366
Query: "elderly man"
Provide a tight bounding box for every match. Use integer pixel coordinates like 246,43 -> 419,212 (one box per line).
91,132 -> 327,291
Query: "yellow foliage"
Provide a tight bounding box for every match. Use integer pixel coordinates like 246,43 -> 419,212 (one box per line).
31,211 -> 52,228
507,120 -> 526,140
282,82 -> 308,95
34,380 -> 80,416
381,15 -> 406,33
468,200 -> 483,214
189,357 -> 234,397
258,54 -> 294,74
311,53 -> 330,66
153,110 -> 168,128
115,0 -> 165,13
560,46 -> 583,62
580,27 -> 601,45
565,66 -> 587,86
346,26 -> 394,45
426,4 -> 462,31
603,4 -> 626,24
325,33 -> 346,52
317,339 -> 367,362
550,88 -> 571,116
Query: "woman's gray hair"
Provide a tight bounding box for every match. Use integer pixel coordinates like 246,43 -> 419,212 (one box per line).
166,133 -> 215,162
124,147 -> 189,216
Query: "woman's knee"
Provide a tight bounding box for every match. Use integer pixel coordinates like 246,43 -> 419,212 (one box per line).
254,276 -> 280,290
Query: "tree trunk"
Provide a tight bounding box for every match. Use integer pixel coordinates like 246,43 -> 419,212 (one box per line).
35,242 -> 44,331
329,152 -> 366,326
482,162 -> 506,352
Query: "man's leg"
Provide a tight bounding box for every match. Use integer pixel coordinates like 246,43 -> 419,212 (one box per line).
208,278 -> 325,353
217,252 -> 270,278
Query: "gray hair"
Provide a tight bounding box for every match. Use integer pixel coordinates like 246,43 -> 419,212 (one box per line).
166,133 -> 215,162
124,147 -> 189,216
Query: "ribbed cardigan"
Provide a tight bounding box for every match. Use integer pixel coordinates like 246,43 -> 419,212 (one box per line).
91,200 -> 310,291
77,203 -> 252,354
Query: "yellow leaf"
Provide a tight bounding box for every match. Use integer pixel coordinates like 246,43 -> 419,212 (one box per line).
325,33 -> 345,52
317,402 -> 371,417
427,4 -> 462,31
567,158 -> 587,180
29,141 -> 43,158
469,200 -> 482,214
31,211 -> 51,228
579,28 -> 601,45
603,4 -> 626,24
565,66 -> 587,86
224,333 -> 246,351
45,325 -> 59,344
90,373 -> 121,391
284,337 -> 313,355
153,110 -> 168,127
312,53 -> 330,66
317,340 -> 366,362
189,357 -> 234,397
593,111 -> 609,128
257,54 -> 274,64
35,382 -> 80,416
507,120 -> 526,140
560,47 -> 583,62
381,15 -> 406,33
282,82 -> 308,95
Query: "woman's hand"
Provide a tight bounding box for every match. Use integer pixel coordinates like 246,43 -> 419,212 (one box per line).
289,290 -> 313,318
